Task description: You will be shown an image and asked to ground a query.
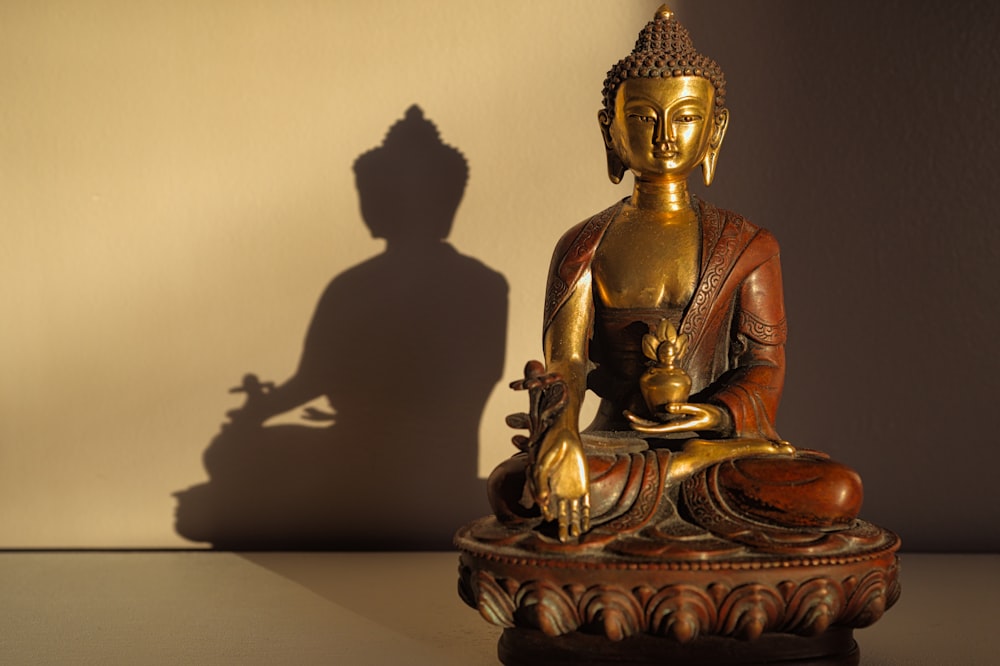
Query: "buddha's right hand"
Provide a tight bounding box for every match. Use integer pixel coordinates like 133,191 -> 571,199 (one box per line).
530,428 -> 591,542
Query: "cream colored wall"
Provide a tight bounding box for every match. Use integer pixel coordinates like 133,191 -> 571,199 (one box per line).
1,1 -> 665,546
9,2 -> 1000,553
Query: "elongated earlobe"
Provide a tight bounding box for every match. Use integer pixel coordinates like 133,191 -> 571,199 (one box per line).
702,150 -> 718,186
606,149 -> 626,184
598,109 -> 626,184
701,108 -> 729,187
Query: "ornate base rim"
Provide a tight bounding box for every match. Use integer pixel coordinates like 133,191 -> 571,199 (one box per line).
457,519 -> 900,644
455,517 -> 901,572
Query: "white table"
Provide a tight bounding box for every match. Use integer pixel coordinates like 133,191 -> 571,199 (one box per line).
3,552 -> 997,664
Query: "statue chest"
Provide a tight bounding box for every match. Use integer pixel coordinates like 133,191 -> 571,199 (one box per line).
591,217 -> 700,311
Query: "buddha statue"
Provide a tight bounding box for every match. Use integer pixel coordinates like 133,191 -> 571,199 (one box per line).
486,6 -> 863,548
458,9 -> 898,659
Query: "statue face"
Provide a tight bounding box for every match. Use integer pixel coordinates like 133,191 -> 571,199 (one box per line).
605,76 -> 718,181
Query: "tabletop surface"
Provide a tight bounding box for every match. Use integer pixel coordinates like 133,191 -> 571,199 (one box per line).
3,551 -> 997,665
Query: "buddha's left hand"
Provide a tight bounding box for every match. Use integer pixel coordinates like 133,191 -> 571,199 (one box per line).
626,402 -> 729,435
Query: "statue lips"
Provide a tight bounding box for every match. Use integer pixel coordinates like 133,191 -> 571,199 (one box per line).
652,142 -> 678,160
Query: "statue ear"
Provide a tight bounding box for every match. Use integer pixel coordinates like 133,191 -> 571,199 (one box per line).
701,108 -> 729,187
598,109 -> 626,185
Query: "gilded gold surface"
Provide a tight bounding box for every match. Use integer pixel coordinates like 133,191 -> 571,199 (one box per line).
637,318 -> 692,412
462,14 -> 896,653
664,437 -> 796,485
531,55 -> 781,543
534,276 -> 593,541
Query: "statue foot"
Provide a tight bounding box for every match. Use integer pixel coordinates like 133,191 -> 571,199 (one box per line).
665,438 -> 795,484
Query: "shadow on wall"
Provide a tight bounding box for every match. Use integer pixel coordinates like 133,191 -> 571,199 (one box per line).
174,105 -> 509,549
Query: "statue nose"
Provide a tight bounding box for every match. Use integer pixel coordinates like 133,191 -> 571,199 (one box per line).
653,119 -> 675,148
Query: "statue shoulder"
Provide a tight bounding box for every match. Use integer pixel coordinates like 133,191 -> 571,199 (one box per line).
552,199 -> 625,261
550,219 -> 591,264
697,198 -> 780,257
543,200 -> 625,327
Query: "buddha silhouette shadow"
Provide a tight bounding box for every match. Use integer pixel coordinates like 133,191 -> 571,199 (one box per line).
174,106 -> 508,549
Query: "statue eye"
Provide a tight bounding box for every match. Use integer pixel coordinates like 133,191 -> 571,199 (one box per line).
627,113 -> 656,123
675,114 -> 702,123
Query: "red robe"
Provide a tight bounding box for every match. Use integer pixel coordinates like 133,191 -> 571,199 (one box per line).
543,197 -> 787,441
488,199 -> 862,538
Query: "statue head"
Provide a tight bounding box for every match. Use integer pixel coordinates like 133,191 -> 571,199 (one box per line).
599,6 -> 729,186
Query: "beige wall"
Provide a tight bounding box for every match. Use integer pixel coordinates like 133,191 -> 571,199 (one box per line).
1,1 -> 665,547
5,1 -> 1000,551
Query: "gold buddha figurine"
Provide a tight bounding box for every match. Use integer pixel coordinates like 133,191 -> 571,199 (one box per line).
459,9 -> 899,657
487,6 -> 862,547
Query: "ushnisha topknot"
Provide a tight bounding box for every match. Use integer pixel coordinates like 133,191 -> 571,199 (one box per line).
601,5 -> 726,121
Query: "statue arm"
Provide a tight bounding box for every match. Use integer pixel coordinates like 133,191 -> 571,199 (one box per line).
710,342 -> 784,441
531,273 -> 593,541
543,272 -> 592,430
709,251 -> 787,440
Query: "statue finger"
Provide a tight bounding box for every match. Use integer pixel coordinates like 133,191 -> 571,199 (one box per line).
624,410 -> 659,427
582,493 -> 591,532
569,499 -> 581,538
558,499 -> 569,543
630,418 -> 689,434
530,473 -> 544,503
538,488 -> 554,521
533,476 -> 551,519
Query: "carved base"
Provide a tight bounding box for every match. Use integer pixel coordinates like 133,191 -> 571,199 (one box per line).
499,626 -> 858,665
456,517 -> 899,665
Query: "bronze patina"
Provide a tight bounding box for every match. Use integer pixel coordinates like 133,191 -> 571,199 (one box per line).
457,7 -> 898,665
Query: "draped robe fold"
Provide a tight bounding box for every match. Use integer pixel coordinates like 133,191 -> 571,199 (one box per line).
488,198 -> 863,540
543,196 -> 787,442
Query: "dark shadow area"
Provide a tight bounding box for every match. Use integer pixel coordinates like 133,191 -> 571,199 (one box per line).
174,105 -> 508,549
684,0 -> 1000,550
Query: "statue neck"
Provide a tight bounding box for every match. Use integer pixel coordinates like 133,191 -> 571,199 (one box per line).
630,179 -> 692,213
